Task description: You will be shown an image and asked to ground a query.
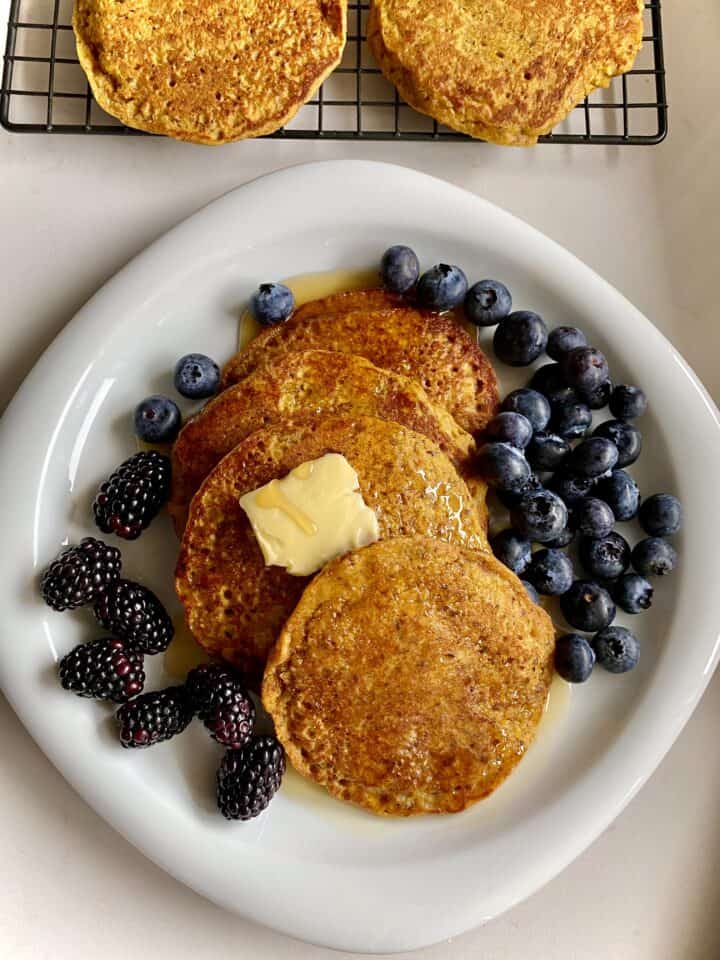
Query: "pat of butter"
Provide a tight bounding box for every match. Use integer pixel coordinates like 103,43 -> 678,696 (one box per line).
239,453 -> 380,576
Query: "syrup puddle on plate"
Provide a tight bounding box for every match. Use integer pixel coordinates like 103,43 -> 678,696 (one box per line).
542,671 -> 572,732
164,616 -> 210,680
238,267 -> 378,350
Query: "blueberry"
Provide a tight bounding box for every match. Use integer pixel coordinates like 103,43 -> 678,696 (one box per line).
551,471 -> 597,507
568,437 -> 619,478
530,363 -> 567,399
527,548 -> 574,596
596,469 -> 640,521
609,384 -> 647,420
526,431 -> 570,472
493,311 -> 549,366
547,326 -> 587,362
639,493 -> 682,537
520,580 -> 540,604
416,264 -> 468,311
579,531 -> 631,580
560,580 -> 616,632
562,346 -> 609,394
548,385 -> 582,412
612,573 -> 653,614
486,412 -> 533,450
510,489 -> 568,543
593,626 -> 640,674
464,279 -> 512,326
477,442 -> 531,493
545,525 -> 576,549
173,353 -> 220,400
574,497 -> 615,538
490,530 -> 532,575
581,378 -> 613,410
631,537 -> 677,577
133,395 -> 182,444
380,245 -> 420,294
593,420 -> 642,468
554,634 -> 596,683
551,400 -> 592,440
502,388 -> 551,432
495,473 -> 543,509
251,282 -> 294,326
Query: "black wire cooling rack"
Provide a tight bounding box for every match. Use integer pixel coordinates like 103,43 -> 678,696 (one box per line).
1,0 -> 667,143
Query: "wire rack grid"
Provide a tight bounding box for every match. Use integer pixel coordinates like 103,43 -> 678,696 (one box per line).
1,0 -> 667,144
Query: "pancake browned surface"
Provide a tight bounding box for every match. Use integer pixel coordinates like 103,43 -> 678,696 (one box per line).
263,536 -> 555,816
291,287 -> 404,322
72,0 -> 346,144
170,349 -> 479,533
367,0 -> 644,146
175,416 -> 488,683
222,296 -> 499,436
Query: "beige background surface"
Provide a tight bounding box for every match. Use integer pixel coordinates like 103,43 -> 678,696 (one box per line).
2,2 -> 719,957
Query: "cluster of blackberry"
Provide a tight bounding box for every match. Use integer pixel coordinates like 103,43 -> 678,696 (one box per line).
42,446 -> 283,820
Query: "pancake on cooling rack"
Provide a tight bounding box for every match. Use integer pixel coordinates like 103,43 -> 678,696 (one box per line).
367,0 -> 644,145
73,0 -> 346,143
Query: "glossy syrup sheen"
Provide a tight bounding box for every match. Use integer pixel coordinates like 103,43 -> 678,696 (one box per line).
238,267 -> 379,350
279,673 -> 572,824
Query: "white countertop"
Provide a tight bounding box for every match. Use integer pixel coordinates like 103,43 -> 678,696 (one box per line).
2,3 -> 720,958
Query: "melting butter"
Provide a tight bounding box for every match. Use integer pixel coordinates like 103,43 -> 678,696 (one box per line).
239,453 -> 380,576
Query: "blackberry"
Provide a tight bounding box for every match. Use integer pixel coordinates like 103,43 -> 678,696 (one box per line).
93,450 -> 171,541
185,662 -> 231,716
59,638 -> 145,702
94,579 -> 174,655
186,663 -> 255,749
40,537 -> 121,611
116,686 -> 192,748
217,735 -> 285,821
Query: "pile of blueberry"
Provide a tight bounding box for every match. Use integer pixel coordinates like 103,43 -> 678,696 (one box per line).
133,351 -> 221,446
378,244 -> 681,684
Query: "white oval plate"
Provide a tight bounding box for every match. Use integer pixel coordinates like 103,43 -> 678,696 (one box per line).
1,161 -> 718,954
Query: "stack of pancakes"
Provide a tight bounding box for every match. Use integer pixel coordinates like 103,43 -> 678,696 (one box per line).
174,287 -> 555,815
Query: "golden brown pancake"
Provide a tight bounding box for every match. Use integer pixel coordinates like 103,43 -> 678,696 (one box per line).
175,416 -> 489,683
291,287 -> 404,322
263,536 -> 555,816
73,0 -> 346,143
221,295 -> 499,436
169,349 -> 479,533
368,0 -> 644,146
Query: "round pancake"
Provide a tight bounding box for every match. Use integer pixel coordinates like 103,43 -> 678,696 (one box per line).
367,0 -> 644,146
263,536 -> 555,816
169,349 -> 480,533
175,416 -> 489,683
221,298 -> 499,437
73,0 -> 346,144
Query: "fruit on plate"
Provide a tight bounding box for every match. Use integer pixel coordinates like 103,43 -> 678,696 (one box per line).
116,686 -> 193,748
216,736 -> 286,821
133,395 -> 182,444
94,579 -> 174,655
59,638 -> 145,703
93,450 -> 171,541
41,537 -> 121,611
